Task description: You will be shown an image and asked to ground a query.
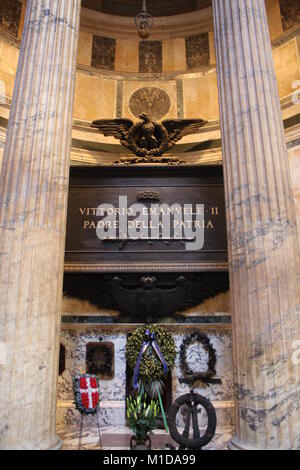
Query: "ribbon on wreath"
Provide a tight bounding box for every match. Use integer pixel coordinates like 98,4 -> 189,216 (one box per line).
133,329 -> 168,390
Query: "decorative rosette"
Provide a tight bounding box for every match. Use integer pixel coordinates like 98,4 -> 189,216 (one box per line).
72,374 -> 100,416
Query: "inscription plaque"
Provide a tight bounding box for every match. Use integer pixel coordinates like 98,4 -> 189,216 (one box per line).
65,166 -> 228,272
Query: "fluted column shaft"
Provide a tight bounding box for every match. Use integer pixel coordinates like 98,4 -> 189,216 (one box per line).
0,0 -> 80,449
212,0 -> 300,449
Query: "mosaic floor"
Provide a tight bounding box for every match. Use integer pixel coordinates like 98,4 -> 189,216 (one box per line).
57,425 -> 233,451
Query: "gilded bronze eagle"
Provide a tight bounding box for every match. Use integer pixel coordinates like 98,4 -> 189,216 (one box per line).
91,113 -> 207,159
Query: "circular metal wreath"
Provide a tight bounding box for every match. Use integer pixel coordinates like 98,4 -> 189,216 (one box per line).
179,333 -> 217,382
168,392 -> 217,449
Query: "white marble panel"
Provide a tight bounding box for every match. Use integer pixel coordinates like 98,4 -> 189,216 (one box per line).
57,326 -> 234,430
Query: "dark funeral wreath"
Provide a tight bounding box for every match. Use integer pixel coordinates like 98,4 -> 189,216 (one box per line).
126,325 -> 176,383
179,333 -> 221,385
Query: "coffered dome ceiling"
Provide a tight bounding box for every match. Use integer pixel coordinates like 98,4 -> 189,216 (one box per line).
82,0 -> 212,17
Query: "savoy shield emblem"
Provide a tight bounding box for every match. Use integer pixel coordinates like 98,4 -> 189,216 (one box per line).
73,374 -> 100,415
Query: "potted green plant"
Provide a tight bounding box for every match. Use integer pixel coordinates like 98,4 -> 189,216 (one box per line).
140,378 -> 167,430
127,392 -> 159,450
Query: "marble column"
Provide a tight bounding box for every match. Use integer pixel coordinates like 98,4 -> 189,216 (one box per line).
0,0 -> 80,449
212,0 -> 300,449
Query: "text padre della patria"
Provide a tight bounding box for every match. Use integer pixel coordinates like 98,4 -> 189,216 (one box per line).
78,196 -> 220,251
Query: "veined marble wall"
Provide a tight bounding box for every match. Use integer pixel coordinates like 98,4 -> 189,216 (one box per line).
74,30 -> 300,124
0,1 -> 298,127
57,329 -> 127,427
75,0 -> 288,73
0,37 -> 19,102
57,325 -> 234,429
0,14 -> 299,127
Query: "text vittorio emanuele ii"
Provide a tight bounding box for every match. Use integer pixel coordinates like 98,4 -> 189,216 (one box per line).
79,196 -> 219,251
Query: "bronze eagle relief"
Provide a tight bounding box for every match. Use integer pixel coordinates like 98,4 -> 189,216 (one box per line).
91,113 -> 208,163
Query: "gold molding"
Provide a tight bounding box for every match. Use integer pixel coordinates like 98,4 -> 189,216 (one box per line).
64,262 -> 229,273
60,323 -> 232,332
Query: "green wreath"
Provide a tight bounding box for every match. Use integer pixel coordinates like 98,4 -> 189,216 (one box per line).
126,325 -> 176,383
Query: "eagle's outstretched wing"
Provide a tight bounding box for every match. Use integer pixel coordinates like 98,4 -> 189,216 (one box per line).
91,119 -> 134,141
162,119 -> 208,145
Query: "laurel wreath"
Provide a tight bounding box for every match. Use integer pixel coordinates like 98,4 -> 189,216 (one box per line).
126,325 -> 176,383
